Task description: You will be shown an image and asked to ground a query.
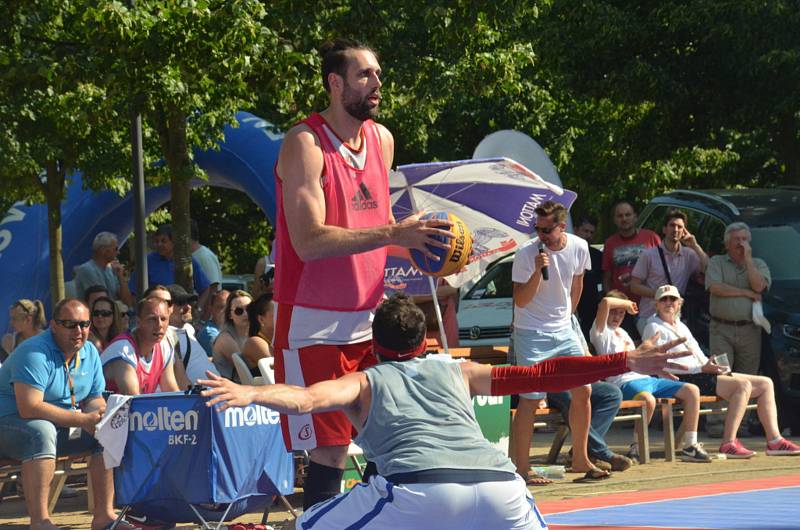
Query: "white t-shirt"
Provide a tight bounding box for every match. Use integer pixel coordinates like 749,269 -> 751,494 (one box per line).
101,334 -> 175,371
192,245 -> 222,285
512,234 -> 590,332
170,324 -> 219,384
589,323 -> 648,386
642,316 -> 708,374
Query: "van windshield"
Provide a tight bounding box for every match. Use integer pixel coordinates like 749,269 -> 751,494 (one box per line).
751,225 -> 800,281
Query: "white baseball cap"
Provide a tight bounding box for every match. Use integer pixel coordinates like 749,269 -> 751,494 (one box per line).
655,284 -> 682,301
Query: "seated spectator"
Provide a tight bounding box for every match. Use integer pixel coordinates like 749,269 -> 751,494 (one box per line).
644,284 -> 800,458
212,290 -> 252,380
101,297 -> 179,395
73,231 -> 134,306
84,285 -> 111,309
547,315 -> 634,476
88,296 -> 123,351
197,289 -> 229,353
241,294 -> 275,377
115,300 -> 132,331
592,290 -> 707,463
0,299 -> 124,530
2,299 -> 47,357
166,285 -> 218,388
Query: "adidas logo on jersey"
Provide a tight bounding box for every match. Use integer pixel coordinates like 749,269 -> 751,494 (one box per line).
351,182 -> 378,211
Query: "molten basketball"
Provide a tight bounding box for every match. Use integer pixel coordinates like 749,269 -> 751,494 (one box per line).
409,212 -> 473,277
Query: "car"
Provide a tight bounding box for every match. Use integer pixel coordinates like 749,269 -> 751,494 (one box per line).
457,254 -> 515,347
637,188 -> 800,432
221,273 -> 255,293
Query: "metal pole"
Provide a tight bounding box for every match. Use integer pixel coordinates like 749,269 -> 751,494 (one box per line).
132,113 -> 147,297
129,0 -> 147,297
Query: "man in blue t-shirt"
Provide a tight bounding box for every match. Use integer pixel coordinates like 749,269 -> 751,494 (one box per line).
0,299 -> 123,530
128,224 -> 213,308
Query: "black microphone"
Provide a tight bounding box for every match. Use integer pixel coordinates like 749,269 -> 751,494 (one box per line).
538,242 -> 549,281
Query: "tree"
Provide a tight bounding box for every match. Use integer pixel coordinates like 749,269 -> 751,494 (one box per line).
533,0 -> 800,227
74,0 -> 273,292
0,3 -> 130,305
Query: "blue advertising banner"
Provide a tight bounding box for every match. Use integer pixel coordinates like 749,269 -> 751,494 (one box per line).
114,393 -> 293,523
0,111 -> 282,337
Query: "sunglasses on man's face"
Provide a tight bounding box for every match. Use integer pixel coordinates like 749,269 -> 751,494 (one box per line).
56,319 -> 92,330
92,310 -> 113,318
233,307 -> 247,316
534,224 -> 558,234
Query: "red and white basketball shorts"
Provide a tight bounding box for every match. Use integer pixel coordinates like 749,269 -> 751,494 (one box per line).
274,341 -> 376,451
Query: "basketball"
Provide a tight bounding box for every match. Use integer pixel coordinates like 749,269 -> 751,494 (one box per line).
409,212 -> 473,277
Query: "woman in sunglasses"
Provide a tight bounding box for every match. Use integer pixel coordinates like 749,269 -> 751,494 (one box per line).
2,299 -> 47,358
212,289 -> 252,380
241,293 -> 275,377
88,296 -> 122,351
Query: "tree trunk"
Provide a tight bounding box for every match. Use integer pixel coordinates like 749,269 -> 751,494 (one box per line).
775,113 -> 800,185
154,103 -> 194,293
43,162 -> 66,307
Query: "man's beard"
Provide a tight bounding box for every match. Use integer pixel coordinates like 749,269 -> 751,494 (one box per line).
342,83 -> 379,121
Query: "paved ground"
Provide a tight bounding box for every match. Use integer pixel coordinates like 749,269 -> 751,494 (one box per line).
2,425 -> 798,529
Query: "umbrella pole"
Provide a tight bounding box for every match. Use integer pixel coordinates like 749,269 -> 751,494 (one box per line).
427,275 -> 449,355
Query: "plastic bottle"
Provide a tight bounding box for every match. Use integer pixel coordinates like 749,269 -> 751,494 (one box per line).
531,465 -> 565,480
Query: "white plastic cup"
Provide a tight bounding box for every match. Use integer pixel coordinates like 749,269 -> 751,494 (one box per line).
715,353 -> 732,374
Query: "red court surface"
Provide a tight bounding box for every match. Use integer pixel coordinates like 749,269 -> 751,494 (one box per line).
537,474 -> 800,530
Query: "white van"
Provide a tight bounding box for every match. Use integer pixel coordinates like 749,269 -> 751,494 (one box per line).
456,254 -> 514,347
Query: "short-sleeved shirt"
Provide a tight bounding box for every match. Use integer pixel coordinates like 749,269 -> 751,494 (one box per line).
129,252 -> 211,295
512,234 -> 591,332
602,229 -> 661,300
632,243 -> 702,319
100,333 -> 175,371
196,321 -> 220,354
642,316 -> 708,374
589,323 -> 647,387
0,330 -> 105,418
192,245 -> 222,286
705,254 -> 771,321
74,259 -> 120,300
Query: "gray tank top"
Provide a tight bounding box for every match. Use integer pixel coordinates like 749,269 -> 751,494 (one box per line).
355,357 -> 515,477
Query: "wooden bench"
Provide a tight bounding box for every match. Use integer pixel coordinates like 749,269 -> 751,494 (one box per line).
0,452 -> 92,512
442,346 -> 652,463
523,400 -> 651,464
659,395 -> 758,461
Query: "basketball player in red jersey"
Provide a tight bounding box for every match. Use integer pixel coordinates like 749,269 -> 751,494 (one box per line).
273,38 -> 454,509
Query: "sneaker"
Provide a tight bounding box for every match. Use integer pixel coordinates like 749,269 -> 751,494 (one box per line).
123,513 -> 176,530
626,443 -> 640,463
607,453 -> 634,472
680,442 -> 712,462
719,439 -> 756,459
766,438 -> 800,456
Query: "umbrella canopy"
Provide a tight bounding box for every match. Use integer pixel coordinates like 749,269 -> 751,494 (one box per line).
385,157 -> 577,296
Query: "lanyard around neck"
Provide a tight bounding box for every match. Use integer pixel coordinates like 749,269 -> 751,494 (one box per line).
64,354 -> 80,410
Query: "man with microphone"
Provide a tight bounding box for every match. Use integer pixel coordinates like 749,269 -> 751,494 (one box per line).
510,201 -> 604,483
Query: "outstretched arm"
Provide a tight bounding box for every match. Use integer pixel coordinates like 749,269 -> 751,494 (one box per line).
199,371 -> 365,415
462,333 -> 688,396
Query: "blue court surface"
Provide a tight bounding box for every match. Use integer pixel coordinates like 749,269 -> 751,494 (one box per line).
540,475 -> 800,530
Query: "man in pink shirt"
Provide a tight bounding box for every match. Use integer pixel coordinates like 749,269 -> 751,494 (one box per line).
630,209 -> 708,335
602,200 -> 661,338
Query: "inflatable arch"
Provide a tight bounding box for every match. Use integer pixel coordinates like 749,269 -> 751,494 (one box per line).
0,112 -> 282,335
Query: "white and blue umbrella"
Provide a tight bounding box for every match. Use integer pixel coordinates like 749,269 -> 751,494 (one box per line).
385,157 -> 577,297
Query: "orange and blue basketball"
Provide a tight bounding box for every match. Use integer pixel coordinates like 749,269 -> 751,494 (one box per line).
409,212 -> 473,277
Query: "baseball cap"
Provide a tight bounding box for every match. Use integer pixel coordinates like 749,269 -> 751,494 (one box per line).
167,284 -> 199,305
655,284 -> 682,300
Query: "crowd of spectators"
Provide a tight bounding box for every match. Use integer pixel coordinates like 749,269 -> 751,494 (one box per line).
0,223 -> 277,528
